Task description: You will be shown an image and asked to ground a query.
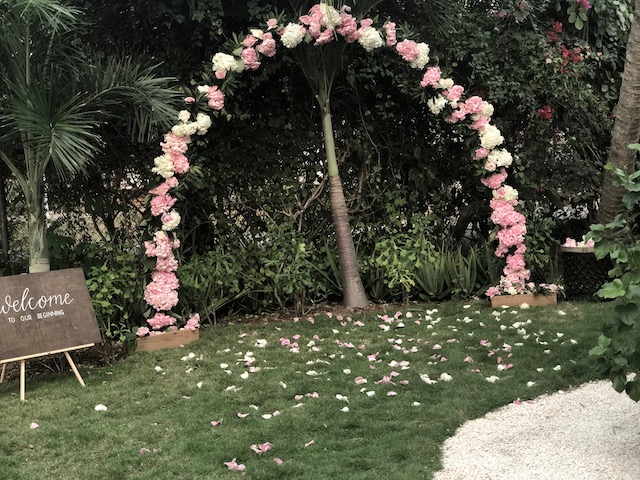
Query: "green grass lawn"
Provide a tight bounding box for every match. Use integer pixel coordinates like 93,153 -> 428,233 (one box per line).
0,300 -> 612,479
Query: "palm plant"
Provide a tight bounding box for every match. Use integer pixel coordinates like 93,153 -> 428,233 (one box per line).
0,0 -> 178,273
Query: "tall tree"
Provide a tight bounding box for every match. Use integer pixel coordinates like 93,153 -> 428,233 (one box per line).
597,0 -> 640,224
0,0 -> 178,273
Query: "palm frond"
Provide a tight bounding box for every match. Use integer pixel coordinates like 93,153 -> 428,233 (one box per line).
80,55 -> 180,142
3,81 -> 99,178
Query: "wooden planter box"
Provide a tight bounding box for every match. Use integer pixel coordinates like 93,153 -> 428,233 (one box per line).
136,329 -> 199,352
491,292 -> 557,308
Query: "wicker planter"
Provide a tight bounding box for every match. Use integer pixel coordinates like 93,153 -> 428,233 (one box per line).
491,292 -> 557,308
560,246 -> 612,300
136,329 -> 199,352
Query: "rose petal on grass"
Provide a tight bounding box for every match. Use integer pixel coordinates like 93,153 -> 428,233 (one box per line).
29,422 -> 39,430
305,440 -> 315,447
94,404 -> 108,412
140,448 -> 151,455
274,457 -> 284,465
341,406 -> 350,412
210,420 -> 222,426
237,412 -> 249,418
224,458 -> 246,471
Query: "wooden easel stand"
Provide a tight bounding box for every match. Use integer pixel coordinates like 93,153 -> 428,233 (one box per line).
0,343 -> 93,401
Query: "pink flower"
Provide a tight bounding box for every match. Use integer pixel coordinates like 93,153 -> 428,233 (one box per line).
241,47 -> 261,70
183,314 -> 200,331
420,66 -> 442,88
206,86 -> 225,111
266,18 -> 278,30
481,169 -> 508,190
224,459 -> 246,471
257,33 -> 277,57
150,194 -> 177,217
384,21 -> 397,46
336,12 -> 359,42
463,96 -> 484,114
396,40 -> 419,62
474,147 -> 490,160
147,312 -> 177,330
136,326 -> 150,337
471,116 -> 489,131
446,85 -> 464,102
149,177 -> 179,196
184,96 -> 195,103
242,35 -> 258,47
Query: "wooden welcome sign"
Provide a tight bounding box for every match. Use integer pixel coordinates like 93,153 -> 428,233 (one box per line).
0,268 -> 102,400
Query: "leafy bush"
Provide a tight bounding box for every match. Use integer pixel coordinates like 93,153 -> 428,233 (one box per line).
85,247 -> 146,341
588,159 -> 640,401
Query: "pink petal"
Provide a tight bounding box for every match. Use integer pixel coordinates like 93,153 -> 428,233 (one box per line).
29,422 -> 39,430
399,380 -> 409,385
432,344 -> 442,350
440,356 -> 448,362
464,355 -> 474,363
354,376 -> 367,385
250,444 -> 261,454
258,442 -> 273,452
294,394 -> 304,401
237,412 -> 249,418
274,457 -> 284,465
210,420 -> 222,426
224,459 -> 246,471
387,391 -> 398,396
414,320 -> 421,325
140,448 -> 151,455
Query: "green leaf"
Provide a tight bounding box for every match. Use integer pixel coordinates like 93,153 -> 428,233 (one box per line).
611,372 -> 627,393
598,280 -> 626,299
589,345 -> 607,356
625,380 -> 640,402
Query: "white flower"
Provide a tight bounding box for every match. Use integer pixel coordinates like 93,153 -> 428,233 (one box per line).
481,101 -> 494,118
250,28 -> 264,40
178,110 -> 191,123
161,210 -> 181,231
427,95 -> 447,114
320,4 -> 341,29
254,338 -> 267,348
152,155 -> 174,178
197,85 -> 210,94
358,27 -> 384,52
212,52 -> 238,75
195,113 -> 211,135
493,185 -> 519,203
172,122 -> 197,137
488,148 -> 513,168
479,125 -> 504,150
438,78 -> 454,90
281,23 -> 306,48
410,43 -> 430,69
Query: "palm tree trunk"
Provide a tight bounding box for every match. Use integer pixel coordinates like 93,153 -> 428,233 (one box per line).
0,167 -> 9,265
321,106 -> 368,308
597,0 -> 640,224
26,178 -> 50,273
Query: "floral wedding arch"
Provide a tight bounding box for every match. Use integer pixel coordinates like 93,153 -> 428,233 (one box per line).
138,3 -> 536,336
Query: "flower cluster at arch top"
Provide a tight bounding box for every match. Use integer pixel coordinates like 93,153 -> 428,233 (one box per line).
143,2 -> 544,321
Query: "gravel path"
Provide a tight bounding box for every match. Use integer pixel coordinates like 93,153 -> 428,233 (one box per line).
434,380 -> 640,480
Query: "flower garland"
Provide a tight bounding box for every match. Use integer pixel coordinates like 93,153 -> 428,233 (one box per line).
142,2 -> 544,320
